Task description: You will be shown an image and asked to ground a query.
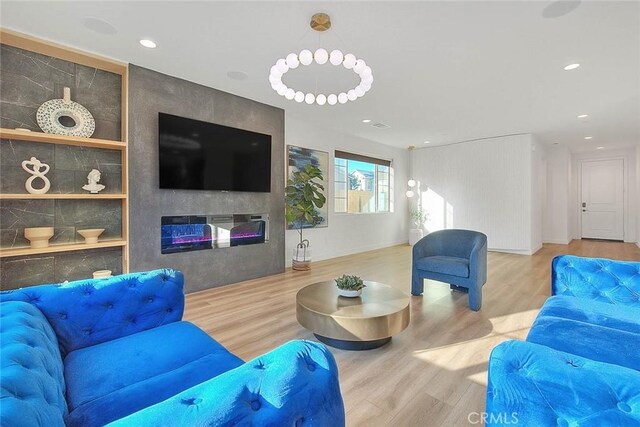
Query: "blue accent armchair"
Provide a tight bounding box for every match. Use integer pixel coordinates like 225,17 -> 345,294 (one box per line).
411,229 -> 488,311
0,270 -> 345,427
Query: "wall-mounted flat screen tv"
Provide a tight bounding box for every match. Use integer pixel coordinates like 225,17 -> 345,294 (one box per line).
159,113 -> 271,192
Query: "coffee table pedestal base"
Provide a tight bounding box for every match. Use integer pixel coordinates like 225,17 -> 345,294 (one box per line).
314,334 -> 391,351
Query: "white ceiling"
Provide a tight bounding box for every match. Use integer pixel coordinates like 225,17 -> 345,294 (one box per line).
1,1 -> 638,152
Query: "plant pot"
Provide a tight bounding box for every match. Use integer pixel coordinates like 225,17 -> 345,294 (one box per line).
338,289 -> 362,298
77,228 -> 105,244
409,228 -> 424,246
292,246 -> 311,271
24,227 -> 54,248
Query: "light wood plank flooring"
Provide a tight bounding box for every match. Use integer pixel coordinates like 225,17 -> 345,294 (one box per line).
183,240 -> 640,426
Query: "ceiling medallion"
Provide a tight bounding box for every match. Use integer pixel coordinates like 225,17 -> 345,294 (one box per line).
268,13 -> 374,106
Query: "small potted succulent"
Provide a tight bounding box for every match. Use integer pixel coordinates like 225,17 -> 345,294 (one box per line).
335,274 -> 366,298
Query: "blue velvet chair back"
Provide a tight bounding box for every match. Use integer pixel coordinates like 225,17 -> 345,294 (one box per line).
0,269 -> 184,356
422,229 -> 487,259
552,255 -> 640,308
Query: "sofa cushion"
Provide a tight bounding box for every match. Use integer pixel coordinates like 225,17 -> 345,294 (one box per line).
486,340 -> 640,426
527,296 -> 640,371
63,321 -> 244,427
414,256 -> 470,278
0,301 -> 67,427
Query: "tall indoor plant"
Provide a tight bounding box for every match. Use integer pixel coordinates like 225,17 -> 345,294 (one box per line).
285,164 -> 326,270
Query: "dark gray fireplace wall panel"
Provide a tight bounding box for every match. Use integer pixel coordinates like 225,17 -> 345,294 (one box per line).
128,65 -> 285,293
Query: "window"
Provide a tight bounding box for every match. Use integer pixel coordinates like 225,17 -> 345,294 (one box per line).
334,151 -> 393,214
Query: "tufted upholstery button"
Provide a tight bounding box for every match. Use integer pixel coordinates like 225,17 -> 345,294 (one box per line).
59,313 -> 67,320
181,397 -> 202,406
617,402 -> 632,413
128,317 -> 137,324
295,417 -> 305,427
566,360 -> 579,368
147,297 -> 154,303
254,361 -> 266,370
307,363 -> 316,372
166,308 -> 173,313
250,399 -> 261,411
105,303 -> 114,309
556,418 -> 569,427
83,328 -> 92,336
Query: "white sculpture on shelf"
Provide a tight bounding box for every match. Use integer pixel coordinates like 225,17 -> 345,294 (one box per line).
82,169 -> 106,194
22,156 -> 51,194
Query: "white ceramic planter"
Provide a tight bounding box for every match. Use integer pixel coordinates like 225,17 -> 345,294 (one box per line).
338,288 -> 362,298
409,228 -> 424,246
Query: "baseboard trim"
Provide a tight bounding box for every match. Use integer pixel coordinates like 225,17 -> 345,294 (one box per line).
302,239 -> 409,265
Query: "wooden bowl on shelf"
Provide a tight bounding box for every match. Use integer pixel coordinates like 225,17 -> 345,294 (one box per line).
77,228 -> 105,244
24,227 -> 54,248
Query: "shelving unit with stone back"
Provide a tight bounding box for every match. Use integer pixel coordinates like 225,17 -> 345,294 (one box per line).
0,29 -> 129,289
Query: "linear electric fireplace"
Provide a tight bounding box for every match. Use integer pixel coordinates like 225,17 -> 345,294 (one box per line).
161,214 -> 269,254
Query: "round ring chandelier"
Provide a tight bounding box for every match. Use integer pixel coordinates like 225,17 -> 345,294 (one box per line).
268,13 -> 373,106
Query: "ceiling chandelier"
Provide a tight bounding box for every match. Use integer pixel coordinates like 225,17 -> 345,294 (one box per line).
268,13 -> 374,106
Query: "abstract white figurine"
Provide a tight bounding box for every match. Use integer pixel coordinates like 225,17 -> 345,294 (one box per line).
22,156 -> 51,194
82,169 -> 106,194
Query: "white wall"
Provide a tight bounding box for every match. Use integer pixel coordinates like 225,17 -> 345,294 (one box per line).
412,134 -> 541,255
531,138 -> 545,253
285,116 -> 409,265
570,147 -> 638,242
637,146 -> 640,246
543,145 -> 572,244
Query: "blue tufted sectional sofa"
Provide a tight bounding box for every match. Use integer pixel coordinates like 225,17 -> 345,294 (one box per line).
0,269 -> 345,427
486,255 -> 640,425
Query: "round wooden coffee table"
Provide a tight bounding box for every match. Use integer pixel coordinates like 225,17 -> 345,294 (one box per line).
296,281 -> 410,350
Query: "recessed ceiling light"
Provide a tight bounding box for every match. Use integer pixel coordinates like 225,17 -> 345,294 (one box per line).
82,17 -> 117,35
596,146 -> 604,150
542,0 -> 582,19
584,136 -> 593,140
362,119 -> 371,123
564,63 -> 580,71
423,141 -> 430,144
577,114 -> 588,118
227,71 -> 248,81
139,39 -> 157,49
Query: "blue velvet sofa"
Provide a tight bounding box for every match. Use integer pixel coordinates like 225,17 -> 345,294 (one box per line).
412,229 -> 487,311
0,269 -> 345,427
486,255 -> 640,426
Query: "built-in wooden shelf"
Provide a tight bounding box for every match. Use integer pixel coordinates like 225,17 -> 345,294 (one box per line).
0,128 -> 126,150
0,239 -> 127,258
0,193 -> 126,200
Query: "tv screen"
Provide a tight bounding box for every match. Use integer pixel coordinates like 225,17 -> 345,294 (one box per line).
159,113 -> 272,192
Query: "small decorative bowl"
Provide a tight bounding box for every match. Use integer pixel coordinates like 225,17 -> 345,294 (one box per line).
338,289 -> 362,298
77,228 -> 105,244
93,270 -> 112,279
24,227 -> 55,248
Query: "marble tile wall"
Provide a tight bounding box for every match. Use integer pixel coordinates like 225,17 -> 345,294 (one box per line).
0,43 -> 124,289
0,44 -> 122,140
0,247 -> 123,290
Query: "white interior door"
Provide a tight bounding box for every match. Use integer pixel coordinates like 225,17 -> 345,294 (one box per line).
581,159 -> 624,240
